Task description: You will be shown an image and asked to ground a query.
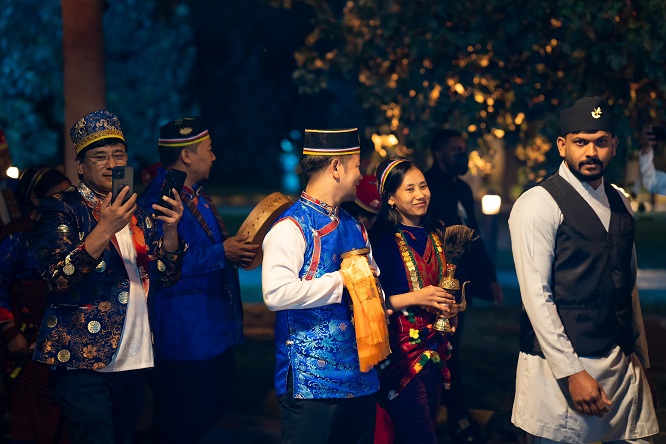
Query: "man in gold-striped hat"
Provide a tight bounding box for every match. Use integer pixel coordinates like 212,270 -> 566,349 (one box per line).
138,116 -> 259,443
263,128 -> 382,443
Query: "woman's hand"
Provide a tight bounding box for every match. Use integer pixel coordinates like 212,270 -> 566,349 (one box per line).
389,285 -> 456,312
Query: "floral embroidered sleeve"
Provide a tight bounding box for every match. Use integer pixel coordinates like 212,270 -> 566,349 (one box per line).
151,235 -> 187,288
30,196 -> 100,301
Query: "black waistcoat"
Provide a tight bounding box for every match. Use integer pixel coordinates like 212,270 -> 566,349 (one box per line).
519,173 -> 636,357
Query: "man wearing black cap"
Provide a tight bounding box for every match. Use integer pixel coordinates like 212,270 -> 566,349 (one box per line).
262,128 -> 380,444
138,117 -> 259,443
508,97 -> 658,442
30,109 -> 186,444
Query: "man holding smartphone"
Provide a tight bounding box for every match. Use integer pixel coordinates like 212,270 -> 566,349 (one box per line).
30,109 -> 187,444
138,117 -> 259,444
639,124 -> 666,195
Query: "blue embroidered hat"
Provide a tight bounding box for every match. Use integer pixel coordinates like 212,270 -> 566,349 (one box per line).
70,109 -> 125,154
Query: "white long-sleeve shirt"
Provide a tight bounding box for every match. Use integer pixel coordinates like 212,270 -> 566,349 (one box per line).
262,218 -> 379,311
639,148 -> 666,195
508,162 -> 658,442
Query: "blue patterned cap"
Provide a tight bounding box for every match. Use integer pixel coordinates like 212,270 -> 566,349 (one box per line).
158,117 -> 210,148
70,109 -> 125,154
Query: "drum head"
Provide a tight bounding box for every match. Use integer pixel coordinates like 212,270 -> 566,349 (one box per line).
236,192 -> 293,270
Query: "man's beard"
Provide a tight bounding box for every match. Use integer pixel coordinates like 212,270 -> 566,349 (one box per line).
570,158 -> 606,183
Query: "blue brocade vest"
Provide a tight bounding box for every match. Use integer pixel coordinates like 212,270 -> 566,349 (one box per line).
273,195 -> 380,399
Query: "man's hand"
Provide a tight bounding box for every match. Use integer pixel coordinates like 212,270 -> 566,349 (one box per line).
98,187 -> 137,237
567,370 -> 612,417
223,234 -> 260,268
86,189 -> 137,259
154,189 -> 184,252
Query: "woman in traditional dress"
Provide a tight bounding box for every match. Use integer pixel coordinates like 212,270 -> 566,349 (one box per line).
369,157 -> 458,444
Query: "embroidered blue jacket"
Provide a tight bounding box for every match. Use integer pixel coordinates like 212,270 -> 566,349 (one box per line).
272,194 -> 380,399
138,168 -> 243,361
31,183 -> 185,370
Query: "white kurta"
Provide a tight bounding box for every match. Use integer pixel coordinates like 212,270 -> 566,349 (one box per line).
508,162 -> 658,443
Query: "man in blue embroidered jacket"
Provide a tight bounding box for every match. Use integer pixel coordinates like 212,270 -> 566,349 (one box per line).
31,109 -> 186,444
138,117 -> 259,444
262,128 -> 381,444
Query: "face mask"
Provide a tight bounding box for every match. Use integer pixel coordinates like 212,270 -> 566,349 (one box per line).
451,153 -> 469,176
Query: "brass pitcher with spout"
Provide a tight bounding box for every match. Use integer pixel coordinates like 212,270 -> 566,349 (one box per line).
434,263 -> 468,334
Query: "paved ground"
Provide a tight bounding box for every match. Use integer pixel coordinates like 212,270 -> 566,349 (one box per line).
131,271 -> 666,443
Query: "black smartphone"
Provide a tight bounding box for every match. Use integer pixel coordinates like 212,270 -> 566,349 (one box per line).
155,168 -> 187,216
111,166 -> 134,204
652,126 -> 666,141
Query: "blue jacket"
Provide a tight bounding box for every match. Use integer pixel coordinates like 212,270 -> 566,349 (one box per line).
272,194 -> 380,399
31,183 -> 185,370
138,168 -> 243,361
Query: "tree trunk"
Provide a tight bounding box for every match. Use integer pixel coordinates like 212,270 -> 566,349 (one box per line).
61,0 -> 106,183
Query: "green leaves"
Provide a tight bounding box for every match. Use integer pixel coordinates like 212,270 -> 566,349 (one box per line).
274,0 -> 666,186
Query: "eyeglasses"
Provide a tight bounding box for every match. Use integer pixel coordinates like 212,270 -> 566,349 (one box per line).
84,153 -> 128,166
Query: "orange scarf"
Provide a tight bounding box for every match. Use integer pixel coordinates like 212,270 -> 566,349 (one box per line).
340,249 -> 391,372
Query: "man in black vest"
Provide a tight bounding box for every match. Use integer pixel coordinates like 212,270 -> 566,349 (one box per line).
508,97 -> 658,443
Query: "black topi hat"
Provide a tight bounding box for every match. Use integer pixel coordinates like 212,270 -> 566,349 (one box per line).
559,97 -> 614,136
302,128 -> 360,156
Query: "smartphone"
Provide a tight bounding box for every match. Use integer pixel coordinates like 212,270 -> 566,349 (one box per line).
652,126 -> 666,141
111,166 -> 134,204
155,168 -> 187,216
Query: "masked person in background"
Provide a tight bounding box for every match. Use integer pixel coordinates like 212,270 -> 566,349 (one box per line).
425,129 -> 502,443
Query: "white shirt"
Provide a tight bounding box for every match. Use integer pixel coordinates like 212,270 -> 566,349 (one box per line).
98,225 -> 154,372
262,217 -> 379,311
639,148 -> 666,195
508,162 -> 658,442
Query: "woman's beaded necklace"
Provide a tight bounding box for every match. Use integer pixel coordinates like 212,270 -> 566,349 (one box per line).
394,227 -> 446,291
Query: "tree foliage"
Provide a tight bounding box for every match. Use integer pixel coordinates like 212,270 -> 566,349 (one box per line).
0,0 -> 196,169
274,0 -> 666,190
0,1 -> 63,167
